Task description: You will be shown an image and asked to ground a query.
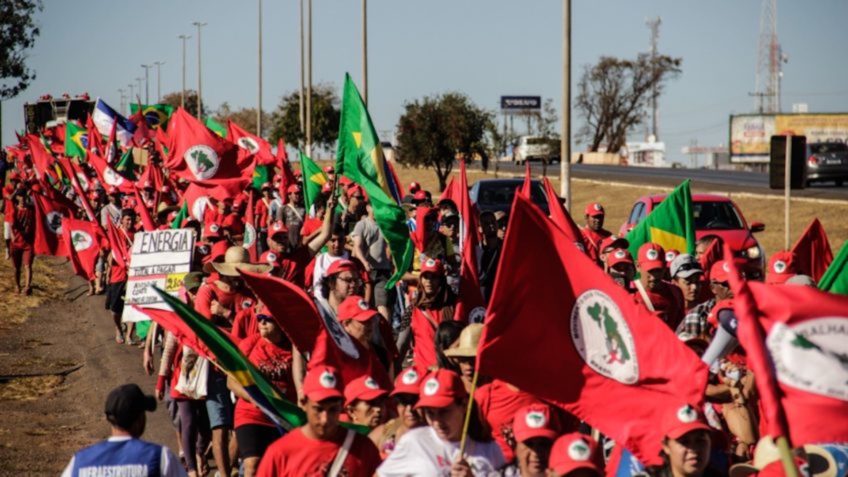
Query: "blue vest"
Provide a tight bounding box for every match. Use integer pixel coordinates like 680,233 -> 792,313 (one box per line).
71,438 -> 162,477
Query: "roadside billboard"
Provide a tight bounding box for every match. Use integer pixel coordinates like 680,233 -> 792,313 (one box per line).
729,113 -> 848,163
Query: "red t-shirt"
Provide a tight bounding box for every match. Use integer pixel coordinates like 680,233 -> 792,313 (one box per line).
109,228 -> 135,284
222,213 -> 244,235
580,227 -> 611,263
234,334 -> 295,428
308,329 -> 391,390
194,281 -> 255,326
255,427 -> 381,477
634,281 -> 686,331
232,307 -> 259,343
278,246 -> 313,287
10,206 -> 34,250
411,306 -> 451,373
255,198 -> 271,229
474,379 -> 545,462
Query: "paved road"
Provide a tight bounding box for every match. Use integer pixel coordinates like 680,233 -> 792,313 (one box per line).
488,161 -> 848,200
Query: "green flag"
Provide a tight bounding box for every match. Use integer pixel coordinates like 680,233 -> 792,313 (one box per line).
626,180 -> 696,258
205,117 -> 228,138
170,201 -> 189,229
299,150 -> 329,213
115,148 -> 138,180
252,164 -> 271,191
129,103 -> 174,129
64,121 -> 87,159
336,74 -> 414,287
819,241 -> 848,295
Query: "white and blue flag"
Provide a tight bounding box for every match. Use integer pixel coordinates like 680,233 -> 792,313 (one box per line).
92,98 -> 136,147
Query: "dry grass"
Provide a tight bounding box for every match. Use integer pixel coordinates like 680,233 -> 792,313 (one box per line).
387,163 -> 847,257
0,248 -> 66,333
0,375 -> 66,402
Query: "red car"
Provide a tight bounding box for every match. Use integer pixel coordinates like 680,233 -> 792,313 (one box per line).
619,193 -> 766,279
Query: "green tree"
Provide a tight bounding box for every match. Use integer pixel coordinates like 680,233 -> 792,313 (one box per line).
396,92 -> 492,191
160,89 -> 208,119
269,84 -> 339,151
576,54 -> 681,153
0,0 -> 42,100
215,102 -> 272,139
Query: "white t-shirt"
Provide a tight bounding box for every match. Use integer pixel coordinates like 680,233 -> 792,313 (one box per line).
312,251 -> 350,299
377,426 -> 505,477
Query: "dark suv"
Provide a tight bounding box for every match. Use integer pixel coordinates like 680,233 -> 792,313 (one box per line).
469,179 -> 549,214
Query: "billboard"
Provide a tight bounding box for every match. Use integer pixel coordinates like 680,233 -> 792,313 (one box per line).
501,96 -> 541,110
729,113 -> 848,163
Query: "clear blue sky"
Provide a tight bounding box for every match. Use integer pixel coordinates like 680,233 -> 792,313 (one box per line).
3,0 -> 847,165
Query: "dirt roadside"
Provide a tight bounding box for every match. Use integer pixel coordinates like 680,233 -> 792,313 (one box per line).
0,257 -> 176,476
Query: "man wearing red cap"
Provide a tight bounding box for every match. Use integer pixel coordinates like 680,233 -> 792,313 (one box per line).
548,433 -> 602,477
277,183 -> 305,248
505,404 -> 559,477
634,243 -> 685,330
255,183 -> 274,254
256,366 -> 381,477
605,248 -> 636,290
343,375 -> 389,429
378,369 -> 505,476
410,258 -> 458,372
656,404 -> 714,477
581,202 -> 612,264
766,250 -> 799,285
340,184 -> 367,235
369,367 -> 425,458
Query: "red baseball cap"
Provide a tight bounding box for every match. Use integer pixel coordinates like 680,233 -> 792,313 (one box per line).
661,404 -> 711,440
549,433 -> 602,477
269,220 -> 288,239
325,259 -> 357,277
638,243 -> 666,271
203,222 -> 222,239
321,182 -> 333,194
512,404 -> 558,443
665,249 -> 681,263
420,257 -> 444,275
413,190 -> 428,202
302,366 -> 343,402
415,369 -> 467,409
391,367 -> 422,396
606,248 -> 634,268
710,260 -> 733,283
337,295 -> 378,323
585,202 -> 605,217
343,375 -> 389,406
260,182 -> 272,190
599,235 -> 629,253
346,184 -> 365,199
259,250 -> 280,267
766,251 -> 798,285
409,181 -> 421,194
287,184 -> 302,194
323,165 -> 335,174
204,240 -> 230,264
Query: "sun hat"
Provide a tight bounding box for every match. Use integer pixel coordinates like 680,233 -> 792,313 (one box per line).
203,246 -> 272,276
443,324 -> 484,358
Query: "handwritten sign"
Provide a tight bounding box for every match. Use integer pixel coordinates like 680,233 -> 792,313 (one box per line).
122,228 -> 195,322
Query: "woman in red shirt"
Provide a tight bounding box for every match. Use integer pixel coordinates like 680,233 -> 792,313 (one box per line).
228,304 -> 294,477
9,191 -> 35,295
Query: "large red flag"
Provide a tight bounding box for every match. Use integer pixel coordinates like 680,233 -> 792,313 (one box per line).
56,156 -> 97,223
106,220 -> 131,268
182,178 -> 249,222
32,192 -> 69,256
728,251 -> 848,446
790,218 -> 833,282
275,139 -> 297,203
440,161 -> 486,322
23,135 -> 55,180
165,108 -> 254,184
88,152 -> 135,193
132,185 -> 156,231
227,120 -> 276,166
62,217 -> 105,280
519,161 -> 532,198
542,177 -> 586,252
476,194 -> 709,465
136,307 -> 215,360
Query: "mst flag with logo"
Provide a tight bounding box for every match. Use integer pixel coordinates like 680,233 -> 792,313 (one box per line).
62,217 -> 105,281
165,108 -> 254,184
790,218 -> 833,283
336,73 -> 413,287
33,193 -> 70,257
729,254 -> 848,445
626,180 -> 696,257
819,242 -> 848,296
228,120 -> 276,166
88,152 -> 135,193
476,194 -> 709,465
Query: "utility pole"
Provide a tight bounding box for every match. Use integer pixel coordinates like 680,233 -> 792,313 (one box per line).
646,17 -> 661,141
118,88 -> 126,115
362,0 -> 368,104
154,61 -> 165,102
193,21 -> 207,119
178,34 -> 191,109
141,64 -> 152,105
753,0 -> 783,113
299,0 -> 305,135
560,0 -> 572,206
257,0 -> 263,136
128,84 -> 135,108
306,0 -> 313,156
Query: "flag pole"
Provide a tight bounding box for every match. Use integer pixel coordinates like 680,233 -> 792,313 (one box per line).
775,436 -> 800,477
458,367 -> 481,458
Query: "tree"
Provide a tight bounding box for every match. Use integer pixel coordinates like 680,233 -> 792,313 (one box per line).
268,84 -> 339,151
215,102 -> 272,138
160,89 -> 208,119
396,92 -> 492,191
0,0 -> 42,100
575,54 -> 681,153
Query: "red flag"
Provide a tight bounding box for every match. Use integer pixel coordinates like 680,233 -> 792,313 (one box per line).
542,177 -> 586,252
244,190 -> 258,261
476,194 -> 709,465
62,217 -> 105,280
55,156 -> 97,223
106,220 -> 131,268
728,250 -> 848,445
88,152 -> 135,193
86,115 -> 103,156
698,238 -> 723,281
23,135 -> 55,179
275,139 -> 297,203
32,192 -> 69,256
519,161 -> 532,198
129,105 -> 152,147
238,270 -> 322,353
182,178 -> 249,222
790,218 -> 833,282
136,307 -> 215,360
228,120 -> 276,166
165,108 -> 254,184
132,185 -> 156,231
441,161 -> 486,322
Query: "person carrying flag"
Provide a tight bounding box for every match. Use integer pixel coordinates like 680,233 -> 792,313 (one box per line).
410,258 -> 458,373
105,208 -> 137,344
255,366 -> 381,477
634,243 -> 686,330
9,190 -> 35,295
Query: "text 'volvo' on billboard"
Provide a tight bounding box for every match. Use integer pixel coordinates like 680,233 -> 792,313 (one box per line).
501,96 -> 542,110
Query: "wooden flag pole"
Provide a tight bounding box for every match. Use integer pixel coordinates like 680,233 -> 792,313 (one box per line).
458,367 -> 481,458
775,436 -> 800,477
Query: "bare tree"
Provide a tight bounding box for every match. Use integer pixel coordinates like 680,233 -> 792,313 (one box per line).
576,54 -> 681,153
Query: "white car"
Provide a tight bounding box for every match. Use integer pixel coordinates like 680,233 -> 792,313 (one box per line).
514,136 -> 553,164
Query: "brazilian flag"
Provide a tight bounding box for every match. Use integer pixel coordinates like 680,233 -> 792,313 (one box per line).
130,103 -> 174,130
300,150 -> 328,213
252,164 -> 271,191
64,122 -> 88,159
205,117 -> 227,138
115,148 -> 138,180
820,242 -> 848,295
626,180 -> 696,258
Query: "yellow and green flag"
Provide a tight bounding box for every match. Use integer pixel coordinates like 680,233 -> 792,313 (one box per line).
819,242 -> 848,295
130,103 -> 174,129
299,150 -> 328,213
64,121 -> 88,159
205,117 -> 227,138
336,74 -> 413,287
626,180 -> 696,258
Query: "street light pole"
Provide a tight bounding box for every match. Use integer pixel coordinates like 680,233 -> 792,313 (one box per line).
135,77 -> 143,103
257,0 -> 263,136
560,0 -> 572,206
118,88 -> 126,115
298,0 -> 305,135
154,61 -> 165,102
362,0 -> 368,105
128,84 -> 135,107
193,21 -> 207,119
306,0 -> 312,157
178,34 -> 191,109
141,64 -> 152,105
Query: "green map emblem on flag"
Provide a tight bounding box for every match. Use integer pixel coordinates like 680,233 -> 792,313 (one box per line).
626,179 -> 696,258
570,289 -> 639,384
185,145 -> 220,180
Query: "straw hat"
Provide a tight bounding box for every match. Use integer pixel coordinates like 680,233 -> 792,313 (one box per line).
203,246 -> 272,276
443,324 -> 484,358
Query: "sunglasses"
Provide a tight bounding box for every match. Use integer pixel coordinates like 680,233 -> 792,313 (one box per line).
256,313 -> 274,323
